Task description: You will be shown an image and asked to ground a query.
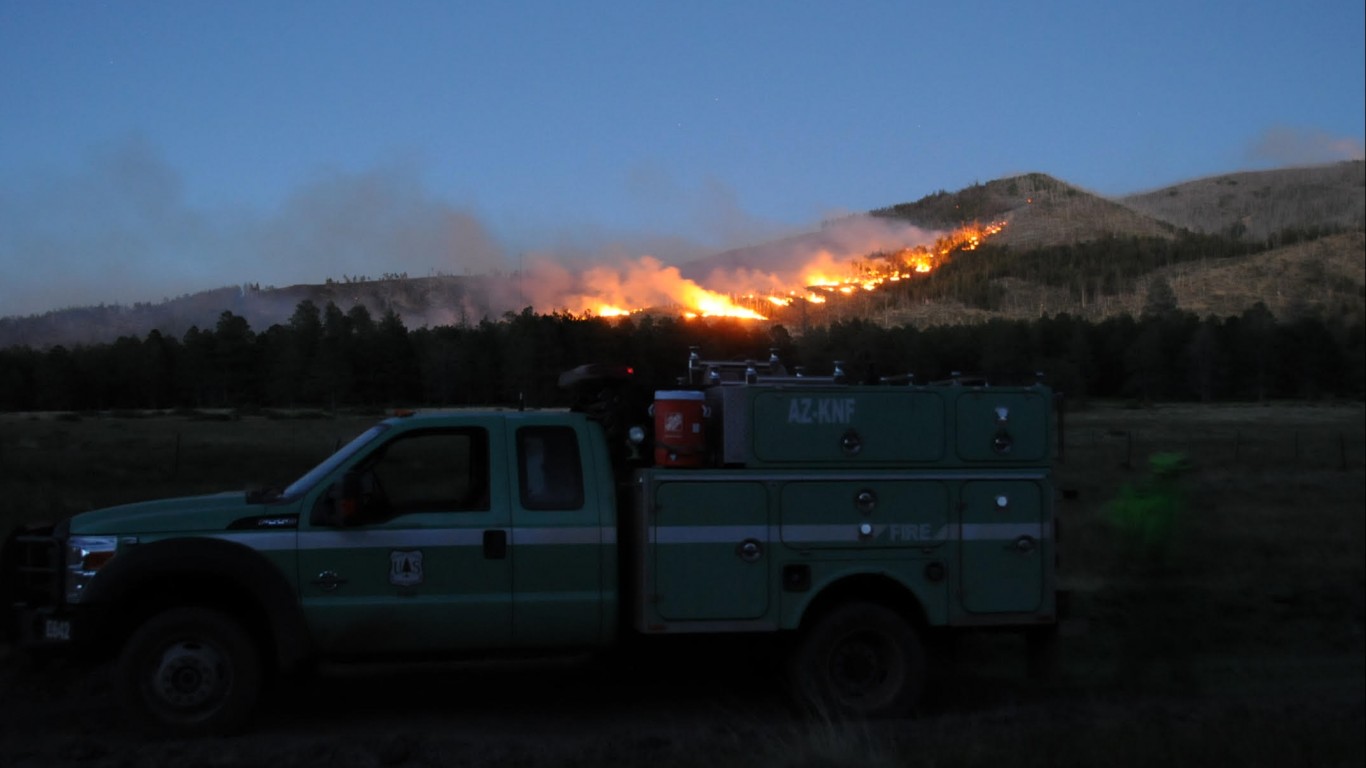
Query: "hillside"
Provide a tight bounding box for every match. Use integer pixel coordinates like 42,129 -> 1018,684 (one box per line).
847,163 -> 1365,327
1,162 -> 1362,349
0,275 -> 506,350
872,172 -> 1180,248
835,230 -> 1365,328
1121,160 -> 1365,242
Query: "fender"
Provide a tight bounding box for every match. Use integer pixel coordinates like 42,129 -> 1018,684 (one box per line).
781,563 -> 938,632
81,537 -> 312,670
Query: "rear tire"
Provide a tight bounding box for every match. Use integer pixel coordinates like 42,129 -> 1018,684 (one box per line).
787,601 -> 925,719
115,607 -> 262,737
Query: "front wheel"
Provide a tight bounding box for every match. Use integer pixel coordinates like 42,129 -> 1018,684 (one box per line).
115,607 -> 263,737
787,601 -> 925,719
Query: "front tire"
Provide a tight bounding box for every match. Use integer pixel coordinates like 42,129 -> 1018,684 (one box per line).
115,607 -> 262,737
788,601 -> 925,719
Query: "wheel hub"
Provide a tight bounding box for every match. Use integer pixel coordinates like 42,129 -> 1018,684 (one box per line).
153,641 -> 225,709
830,632 -> 896,703
836,643 -> 882,685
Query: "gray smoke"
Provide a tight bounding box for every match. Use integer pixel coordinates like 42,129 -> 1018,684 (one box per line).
0,137 -> 508,318
0,139 -> 877,323
1247,125 -> 1365,167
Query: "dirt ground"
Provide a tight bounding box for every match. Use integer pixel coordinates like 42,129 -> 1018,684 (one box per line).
2,630 -> 1362,768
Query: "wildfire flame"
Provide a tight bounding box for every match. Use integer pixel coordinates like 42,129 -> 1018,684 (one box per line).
802,219 -> 1007,297
537,221 -> 1006,320
558,256 -> 766,320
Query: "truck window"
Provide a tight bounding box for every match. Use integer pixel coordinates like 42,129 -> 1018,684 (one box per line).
517,426 -> 584,510
363,428 -> 490,517
283,424 -> 388,498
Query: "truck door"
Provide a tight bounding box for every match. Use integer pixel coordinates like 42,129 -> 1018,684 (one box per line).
958,480 -> 1045,613
506,420 -> 611,647
297,421 -> 512,655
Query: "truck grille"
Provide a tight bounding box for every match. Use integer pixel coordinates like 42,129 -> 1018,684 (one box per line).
2,526 -> 63,613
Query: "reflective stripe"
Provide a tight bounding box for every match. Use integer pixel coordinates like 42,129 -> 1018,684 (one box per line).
780,524 -> 888,543
779,523 -> 1047,544
514,528 -> 613,546
211,527 -> 617,551
650,525 -> 769,544
208,532 -> 296,551
299,530 -> 484,549
208,521 -> 1043,552
961,523 -> 1047,541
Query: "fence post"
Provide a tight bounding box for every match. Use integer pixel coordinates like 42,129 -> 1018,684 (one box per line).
172,432 -> 181,479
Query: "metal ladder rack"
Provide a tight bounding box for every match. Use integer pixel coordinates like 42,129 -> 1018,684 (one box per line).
685,346 -> 928,387
683,347 -> 1045,389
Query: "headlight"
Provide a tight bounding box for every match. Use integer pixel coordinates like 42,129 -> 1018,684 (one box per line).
64,536 -> 118,604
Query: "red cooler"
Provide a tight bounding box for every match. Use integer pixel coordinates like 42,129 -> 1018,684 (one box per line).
653,390 -> 708,467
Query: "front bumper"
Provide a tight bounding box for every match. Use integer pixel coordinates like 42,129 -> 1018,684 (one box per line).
12,606 -> 82,648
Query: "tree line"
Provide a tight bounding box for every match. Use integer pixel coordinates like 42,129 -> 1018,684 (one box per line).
0,296 -> 1360,414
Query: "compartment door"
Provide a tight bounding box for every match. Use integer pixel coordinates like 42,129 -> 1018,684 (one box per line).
959,481 -> 1044,613
653,481 -> 769,621
955,391 -> 1050,462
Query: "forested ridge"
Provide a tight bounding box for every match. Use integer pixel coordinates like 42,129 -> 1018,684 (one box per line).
0,292 -> 1360,413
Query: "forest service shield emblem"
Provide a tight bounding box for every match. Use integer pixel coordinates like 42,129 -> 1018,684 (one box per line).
389,550 -> 424,587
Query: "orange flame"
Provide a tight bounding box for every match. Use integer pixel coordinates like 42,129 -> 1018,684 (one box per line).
555,256 -> 768,320
785,221 -> 1006,300
549,221 -> 1005,320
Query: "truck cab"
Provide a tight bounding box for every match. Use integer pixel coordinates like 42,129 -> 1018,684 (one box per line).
294,410 -> 621,655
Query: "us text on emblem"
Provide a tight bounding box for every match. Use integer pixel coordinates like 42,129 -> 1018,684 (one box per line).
389,550 -> 424,587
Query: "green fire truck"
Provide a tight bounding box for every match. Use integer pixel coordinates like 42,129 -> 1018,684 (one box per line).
2,350 -> 1062,735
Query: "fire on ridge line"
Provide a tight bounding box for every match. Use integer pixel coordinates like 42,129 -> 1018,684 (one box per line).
584,221 -> 1006,320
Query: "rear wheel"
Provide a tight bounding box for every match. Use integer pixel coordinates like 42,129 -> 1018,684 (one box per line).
788,601 -> 925,719
115,606 -> 262,737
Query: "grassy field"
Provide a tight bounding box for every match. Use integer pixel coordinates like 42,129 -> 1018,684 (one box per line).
1,401 -> 1363,767
0,409 -> 382,529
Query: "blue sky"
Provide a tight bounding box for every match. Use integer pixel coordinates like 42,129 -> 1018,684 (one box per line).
2,0 -> 1363,318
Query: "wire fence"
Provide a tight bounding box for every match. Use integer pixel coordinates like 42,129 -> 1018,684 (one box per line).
1060,426 -> 1365,472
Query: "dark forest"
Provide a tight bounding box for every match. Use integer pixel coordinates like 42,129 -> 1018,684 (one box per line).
1,295 -> 1360,414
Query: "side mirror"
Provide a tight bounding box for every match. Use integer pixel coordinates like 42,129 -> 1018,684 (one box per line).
311,470 -> 364,528
337,470 -> 364,526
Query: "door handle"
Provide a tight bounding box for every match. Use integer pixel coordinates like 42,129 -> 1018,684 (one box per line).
483,529 -> 508,560
736,538 -> 763,563
311,570 -> 348,592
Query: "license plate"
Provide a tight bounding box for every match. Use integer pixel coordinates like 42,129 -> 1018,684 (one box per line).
43,619 -> 71,642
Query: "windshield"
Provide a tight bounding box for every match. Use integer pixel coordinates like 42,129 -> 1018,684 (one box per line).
281,424 -> 390,499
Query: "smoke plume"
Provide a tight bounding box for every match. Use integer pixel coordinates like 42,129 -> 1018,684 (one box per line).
0,138 -> 508,318
1247,125 -> 1365,167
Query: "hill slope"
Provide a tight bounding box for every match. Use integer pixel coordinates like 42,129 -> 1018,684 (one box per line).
1120,160 -> 1365,242
847,163 -> 1365,327
873,172 -> 1180,248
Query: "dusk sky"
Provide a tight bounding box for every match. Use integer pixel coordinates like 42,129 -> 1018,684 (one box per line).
2,0 -> 1363,318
